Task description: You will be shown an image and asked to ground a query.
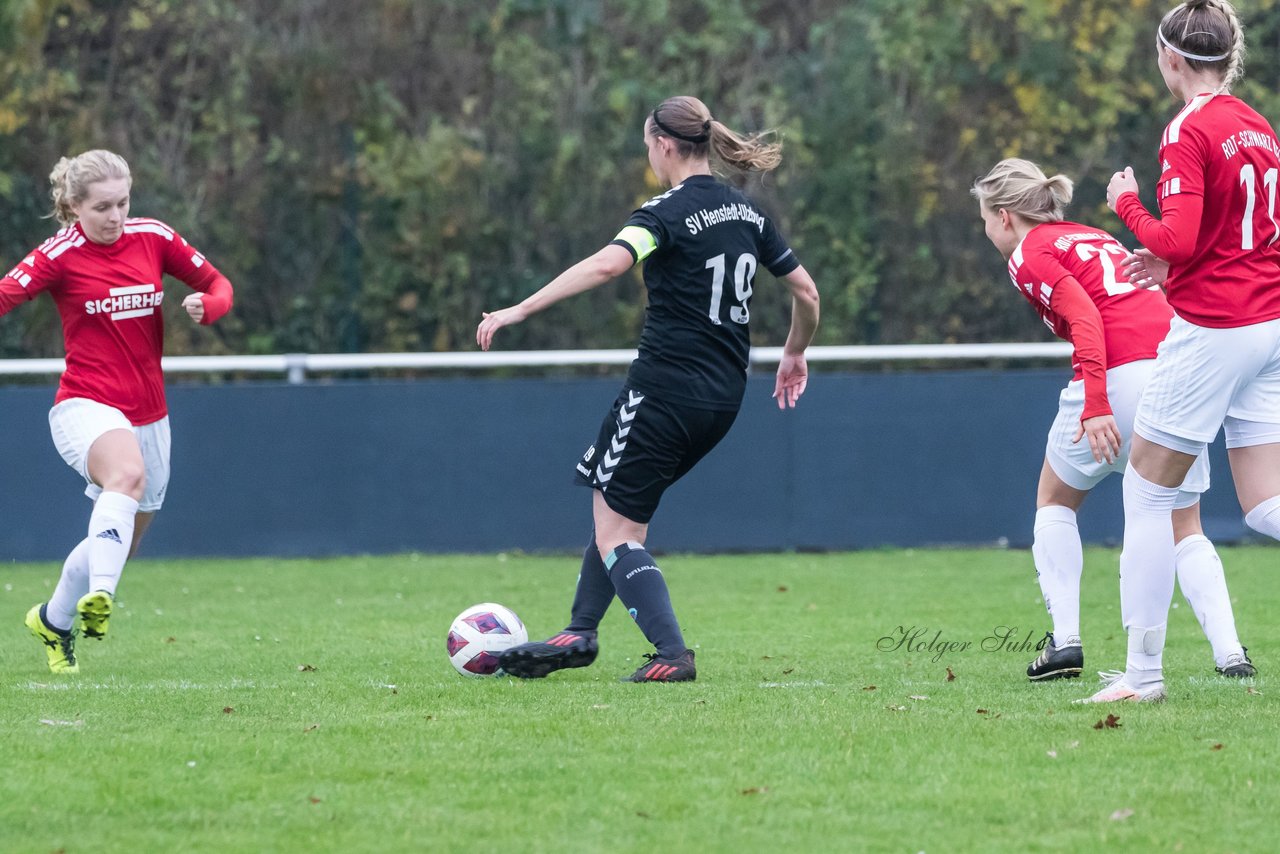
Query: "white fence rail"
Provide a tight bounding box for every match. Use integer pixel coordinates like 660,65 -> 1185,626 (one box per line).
0,343 -> 1073,384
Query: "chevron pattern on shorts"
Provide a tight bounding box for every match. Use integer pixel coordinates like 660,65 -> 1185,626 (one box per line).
594,390 -> 644,485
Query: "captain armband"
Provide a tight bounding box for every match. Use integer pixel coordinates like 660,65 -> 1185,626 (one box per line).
612,226 -> 658,262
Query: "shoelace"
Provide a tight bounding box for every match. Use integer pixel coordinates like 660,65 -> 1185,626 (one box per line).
1097,669 -> 1125,686
1031,632 -> 1055,667
44,631 -> 77,665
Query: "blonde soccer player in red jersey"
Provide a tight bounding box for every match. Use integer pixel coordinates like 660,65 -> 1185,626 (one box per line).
1,150 -> 234,674
973,158 -> 1251,686
1084,0 -> 1280,703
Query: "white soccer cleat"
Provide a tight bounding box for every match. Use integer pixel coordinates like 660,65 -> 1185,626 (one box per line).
1074,669 -> 1166,704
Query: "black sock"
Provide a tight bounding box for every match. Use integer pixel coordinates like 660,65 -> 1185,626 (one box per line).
605,542 -> 685,658
39,603 -> 70,637
566,533 -> 613,633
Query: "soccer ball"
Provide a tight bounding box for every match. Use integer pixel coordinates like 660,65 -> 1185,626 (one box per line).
446,603 -> 528,677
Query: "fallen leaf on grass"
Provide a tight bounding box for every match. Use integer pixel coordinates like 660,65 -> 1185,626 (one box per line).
977,708 -> 988,715
777,586 -> 789,593
1094,714 -> 1122,730
741,787 -> 769,795
297,664 -> 317,672
1211,743 -> 1224,751
222,707 -> 234,714
309,797 -> 321,804
862,685 -> 877,691
636,811 -> 651,819
946,667 -> 956,682
1110,808 -> 1134,821
164,637 -> 177,643
782,668 -> 794,675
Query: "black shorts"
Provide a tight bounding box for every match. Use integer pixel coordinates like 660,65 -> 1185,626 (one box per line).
573,387 -> 738,524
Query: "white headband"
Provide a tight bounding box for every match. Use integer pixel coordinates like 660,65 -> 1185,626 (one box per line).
1159,28 -> 1229,62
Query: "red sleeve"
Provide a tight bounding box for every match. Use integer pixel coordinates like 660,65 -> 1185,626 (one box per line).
160,229 -> 233,325
1115,190 -> 1203,265
0,250 -> 56,317
192,272 -> 234,325
0,277 -> 33,316
1048,275 -> 1111,421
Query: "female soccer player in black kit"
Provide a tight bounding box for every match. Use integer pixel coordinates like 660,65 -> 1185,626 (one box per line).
476,96 -> 820,682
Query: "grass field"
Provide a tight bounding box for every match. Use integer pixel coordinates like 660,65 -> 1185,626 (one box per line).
2,546 -> 1276,853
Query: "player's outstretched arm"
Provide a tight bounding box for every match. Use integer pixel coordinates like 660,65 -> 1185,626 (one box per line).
477,244 -> 634,351
772,264 -> 820,410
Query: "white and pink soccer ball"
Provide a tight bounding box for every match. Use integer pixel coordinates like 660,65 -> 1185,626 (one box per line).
446,603 -> 528,677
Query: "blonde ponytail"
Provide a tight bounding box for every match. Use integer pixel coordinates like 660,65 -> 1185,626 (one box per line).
971,158 -> 1073,223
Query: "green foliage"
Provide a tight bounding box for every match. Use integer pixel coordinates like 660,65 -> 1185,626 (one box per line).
2,1 -> 1280,354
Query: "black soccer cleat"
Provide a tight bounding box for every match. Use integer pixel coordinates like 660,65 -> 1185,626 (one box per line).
498,631 -> 598,679
624,649 -> 696,683
1027,632 -> 1083,681
1216,647 -> 1257,678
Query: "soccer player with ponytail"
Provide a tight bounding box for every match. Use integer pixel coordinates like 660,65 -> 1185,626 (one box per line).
973,158 -> 1250,685
477,96 -> 820,682
1,150 -> 234,673
1087,0 -> 1280,702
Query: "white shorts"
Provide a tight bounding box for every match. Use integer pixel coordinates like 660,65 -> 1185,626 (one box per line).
48,398 -> 171,512
1135,314 -> 1280,454
1046,359 -> 1209,507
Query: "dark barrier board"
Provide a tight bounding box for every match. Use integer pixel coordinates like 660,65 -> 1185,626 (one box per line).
0,370 -> 1249,560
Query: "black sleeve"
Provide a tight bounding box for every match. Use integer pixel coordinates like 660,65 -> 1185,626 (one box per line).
760,216 -> 800,277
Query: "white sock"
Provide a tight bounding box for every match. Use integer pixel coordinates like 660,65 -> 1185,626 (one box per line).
1244,495 -> 1280,540
1032,505 -> 1082,644
87,491 -> 139,597
1120,464 -> 1179,684
1175,534 -> 1243,666
46,538 -> 92,631
1126,624 -> 1167,689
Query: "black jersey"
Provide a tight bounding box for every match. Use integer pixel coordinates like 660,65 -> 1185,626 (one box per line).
609,174 -> 800,411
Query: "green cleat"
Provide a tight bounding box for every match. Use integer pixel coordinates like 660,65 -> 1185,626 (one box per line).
77,590 -> 114,640
26,604 -> 79,674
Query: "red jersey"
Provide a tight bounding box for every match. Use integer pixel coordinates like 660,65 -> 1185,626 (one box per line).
0,218 -> 233,424
1117,94 -> 1280,328
1009,221 -> 1175,420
